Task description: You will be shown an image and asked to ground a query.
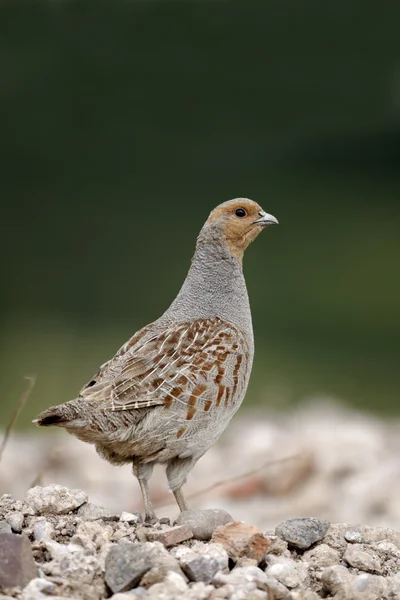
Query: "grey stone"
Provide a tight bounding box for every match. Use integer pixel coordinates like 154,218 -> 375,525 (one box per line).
343,543 -> 382,574
105,543 -> 157,593
0,520 -> 12,534
182,556 -> 220,583
25,484 -> 88,515
77,502 -> 119,521
275,517 -> 330,550
33,517 -> 55,541
345,528 -> 363,543
0,532 -> 37,588
5,512 -> 24,533
176,508 -> 233,541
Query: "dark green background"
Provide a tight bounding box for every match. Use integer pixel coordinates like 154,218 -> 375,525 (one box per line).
1,1 -> 399,427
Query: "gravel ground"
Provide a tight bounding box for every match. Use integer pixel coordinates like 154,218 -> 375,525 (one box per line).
1,484 -> 400,599
1,400 -> 400,599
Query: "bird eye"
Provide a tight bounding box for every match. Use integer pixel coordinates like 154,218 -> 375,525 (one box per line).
235,208 -> 247,218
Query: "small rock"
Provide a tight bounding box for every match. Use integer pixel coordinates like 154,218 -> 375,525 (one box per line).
105,543 -> 152,593
352,573 -> 386,598
25,484 -> 88,515
182,556 -> 220,583
145,524 -> 193,547
146,570 -> 187,598
5,512 -> 24,533
105,541 -> 182,594
120,511 -> 141,524
75,520 -> 113,549
265,534 -> 289,556
172,540 -> 229,572
111,592 -> 149,600
77,502 -> 119,521
343,543 -> 382,574
213,565 -> 268,589
0,532 -> 37,588
302,543 -> 341,569
265,555 -> 309,589
212,521 -> 270,562
21,577 -> 57,600
321,564 -> 352,596
275,517 -> 330,550
0,520 -> 12,533
345,528 -> 363,544
176,508 -> 233,541
33,517 -> 55,541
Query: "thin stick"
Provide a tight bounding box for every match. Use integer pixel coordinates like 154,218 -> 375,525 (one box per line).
0,376 -> 36,464
155,452 -> 302,508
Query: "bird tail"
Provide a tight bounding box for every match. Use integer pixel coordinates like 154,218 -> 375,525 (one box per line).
33,401 -> 81,428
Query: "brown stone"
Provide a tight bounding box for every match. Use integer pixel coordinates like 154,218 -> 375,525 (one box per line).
145,524 -> 193,547
211,521 -> 271,562
0,532 -> 37,589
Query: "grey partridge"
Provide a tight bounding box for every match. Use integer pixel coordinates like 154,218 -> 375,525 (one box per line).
34,198 -> 278,521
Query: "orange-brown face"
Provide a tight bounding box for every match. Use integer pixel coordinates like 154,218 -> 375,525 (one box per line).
206,198 -> 278,263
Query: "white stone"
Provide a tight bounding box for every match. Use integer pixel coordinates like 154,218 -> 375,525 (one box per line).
25,484 -> 88,515
266,555 -> 309,589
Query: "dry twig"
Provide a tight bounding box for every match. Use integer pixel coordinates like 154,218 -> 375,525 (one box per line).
0,376 -> 36,464
155,452 -> 302,508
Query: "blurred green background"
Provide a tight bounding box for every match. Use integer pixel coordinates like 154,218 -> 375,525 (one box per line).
1,0 -> 399,428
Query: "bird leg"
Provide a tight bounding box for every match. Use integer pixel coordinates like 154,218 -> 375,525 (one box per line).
166,456 -> 195,514
133,462 -> 156,522
173,488 -> 188,513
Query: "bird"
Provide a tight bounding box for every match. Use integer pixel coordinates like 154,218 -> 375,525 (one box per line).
34,198 -> 278,522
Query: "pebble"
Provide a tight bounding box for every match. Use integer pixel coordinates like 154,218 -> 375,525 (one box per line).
0,520 -> 12,533
344,527 -> 363,543
105,541 -> 183,594
77,502 -> 119,521
175,508 -> 233,541
181,555 -> 220,583
343,543 -> 382,574
265,555 -> 309,589
145,524 -> 193,546
33,517 -> 55,540
0,532 -> 37,588
120,511 -> 142,524
275,518 -> 330,550
5,511 -> 24,533
302,543 -> 341,569
21,577 -> 57,600
25,484 -> 88,515
321,564 -> 351,595
106,543 -> 153,593
212,521 -> 270,562
172,540 -> 229,572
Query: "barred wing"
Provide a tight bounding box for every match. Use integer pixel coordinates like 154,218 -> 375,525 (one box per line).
79,318 -> 251,418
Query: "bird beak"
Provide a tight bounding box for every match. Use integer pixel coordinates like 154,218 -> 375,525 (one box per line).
254,211 -> 279,226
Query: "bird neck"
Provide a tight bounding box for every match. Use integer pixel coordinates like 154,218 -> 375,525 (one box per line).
161,237 -> 253,339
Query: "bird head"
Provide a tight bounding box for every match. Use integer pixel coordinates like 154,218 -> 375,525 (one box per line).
199,198 -> 278,264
